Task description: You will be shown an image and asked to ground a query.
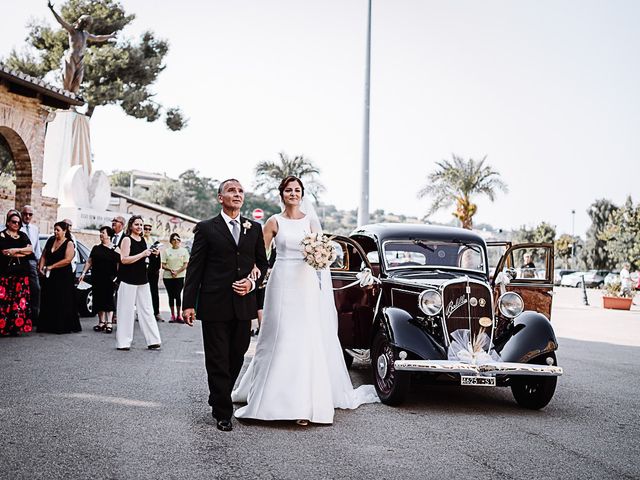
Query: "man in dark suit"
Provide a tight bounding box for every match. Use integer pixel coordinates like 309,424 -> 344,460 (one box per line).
183,179 -> 268,432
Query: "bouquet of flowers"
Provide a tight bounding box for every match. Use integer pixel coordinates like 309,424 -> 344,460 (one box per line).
300,232 -> 337,270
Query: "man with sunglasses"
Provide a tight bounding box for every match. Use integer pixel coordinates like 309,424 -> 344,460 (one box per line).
20,205 -> 41,322
111,216 -> 126,247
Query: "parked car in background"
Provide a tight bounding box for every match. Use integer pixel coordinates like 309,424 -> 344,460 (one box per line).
330,224 -> 562,410
560,271 -> 585,287
604,271 -> 639,288
582,270 -> 610,288
554,268 -> 576,286
39,234 -> 94,317
604,271 -> 620,287
561,269 -> 609,288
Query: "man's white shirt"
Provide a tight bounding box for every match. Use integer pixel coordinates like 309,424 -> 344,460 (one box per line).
220,210 -> 241,236
21,223 -> 41,259
112,230 -> 124,247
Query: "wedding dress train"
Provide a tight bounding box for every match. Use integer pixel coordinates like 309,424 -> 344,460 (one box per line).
232,215 -> 379,424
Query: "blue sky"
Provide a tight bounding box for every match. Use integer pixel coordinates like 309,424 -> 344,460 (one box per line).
2,0 -> 639,236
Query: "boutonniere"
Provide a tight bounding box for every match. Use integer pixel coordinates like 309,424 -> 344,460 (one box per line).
242,220 -> 252,234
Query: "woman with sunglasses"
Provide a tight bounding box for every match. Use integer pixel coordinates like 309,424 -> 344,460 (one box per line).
37,221 -> 81,334
115,215 -> 162,350
161,232 -> 189,322
0,211 -> 34,336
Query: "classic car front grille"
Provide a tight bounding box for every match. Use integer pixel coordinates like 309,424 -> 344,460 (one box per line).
441,279 -> 494,349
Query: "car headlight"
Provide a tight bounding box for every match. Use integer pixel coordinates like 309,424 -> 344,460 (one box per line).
418,290 -> 442,316
498,292 -> 524,318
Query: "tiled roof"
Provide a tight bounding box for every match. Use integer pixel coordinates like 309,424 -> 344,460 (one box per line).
111,190 -> 201,224
0,63 -> 84,106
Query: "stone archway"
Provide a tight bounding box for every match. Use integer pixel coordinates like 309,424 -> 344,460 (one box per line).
1,67 -> 83,227
0,126 -> 33,208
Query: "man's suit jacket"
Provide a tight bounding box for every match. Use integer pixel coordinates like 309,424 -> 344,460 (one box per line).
183,214 -> 269,321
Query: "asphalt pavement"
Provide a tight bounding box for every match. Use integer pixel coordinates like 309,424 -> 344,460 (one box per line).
1,287 -> 639,480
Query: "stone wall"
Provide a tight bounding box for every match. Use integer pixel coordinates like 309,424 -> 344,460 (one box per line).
0,82 -> 48,216
109,196 -> 198,241
0,187 -> 58,234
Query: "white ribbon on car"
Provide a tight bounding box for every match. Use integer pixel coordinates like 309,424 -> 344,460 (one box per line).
447,329 -> 500,364
494,271 -> 511,295
332,268 -> 381,290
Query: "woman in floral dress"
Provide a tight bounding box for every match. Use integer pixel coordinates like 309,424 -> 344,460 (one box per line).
0,210 -> 33,336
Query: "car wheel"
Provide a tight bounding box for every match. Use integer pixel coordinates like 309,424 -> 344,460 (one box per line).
343,350 -> 354,369
371,330 -> 410,406
511,352 -> 558,410
77,288 -> 95,317
576,281 -> 583,288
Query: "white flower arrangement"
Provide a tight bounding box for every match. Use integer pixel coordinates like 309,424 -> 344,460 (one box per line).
300,232 -> 337,270
242,220 -> 252,234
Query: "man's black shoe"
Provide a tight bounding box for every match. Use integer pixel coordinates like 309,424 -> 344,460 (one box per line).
216,419 -> 233,432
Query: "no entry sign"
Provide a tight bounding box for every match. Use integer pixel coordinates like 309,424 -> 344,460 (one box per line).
252,208 -> 264,220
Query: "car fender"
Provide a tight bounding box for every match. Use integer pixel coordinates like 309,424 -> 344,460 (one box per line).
378,307 -> 446,360
495,311 -> 558,363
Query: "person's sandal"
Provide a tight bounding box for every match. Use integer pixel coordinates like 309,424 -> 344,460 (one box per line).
295,419 -> 309,426
104,324 -> 113,334
93,323 -> 106,332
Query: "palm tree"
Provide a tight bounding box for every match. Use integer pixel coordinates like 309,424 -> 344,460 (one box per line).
417,154 -> 508,229
254,152 -> 325,201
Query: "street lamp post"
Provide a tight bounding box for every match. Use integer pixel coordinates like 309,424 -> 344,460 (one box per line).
571,209 -> 576,268
357,0 -> 372,227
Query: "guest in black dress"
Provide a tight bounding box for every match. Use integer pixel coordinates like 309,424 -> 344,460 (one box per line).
0,211 -> 34,336
80,226 -> 120,334
37,221 -> 81,334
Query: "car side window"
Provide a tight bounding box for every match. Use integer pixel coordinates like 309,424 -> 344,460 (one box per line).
504,247 -> 549,280
330,241 -> 347,270
366,251 -> 379,264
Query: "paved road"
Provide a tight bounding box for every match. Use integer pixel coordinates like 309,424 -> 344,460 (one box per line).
1,288 -> 639,479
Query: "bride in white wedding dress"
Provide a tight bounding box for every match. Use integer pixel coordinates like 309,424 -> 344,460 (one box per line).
232,176 -> 379,424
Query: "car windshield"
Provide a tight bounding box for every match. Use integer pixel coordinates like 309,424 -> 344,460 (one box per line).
382,240 -> 486,273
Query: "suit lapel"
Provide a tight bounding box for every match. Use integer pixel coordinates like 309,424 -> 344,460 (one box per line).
213,214 -> 237,248
237,217 -> 249,249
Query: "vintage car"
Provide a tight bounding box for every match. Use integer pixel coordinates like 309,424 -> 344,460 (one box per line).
330,224 -> 562,410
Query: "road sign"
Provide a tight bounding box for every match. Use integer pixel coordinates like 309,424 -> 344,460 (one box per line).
252,208 -> 264,220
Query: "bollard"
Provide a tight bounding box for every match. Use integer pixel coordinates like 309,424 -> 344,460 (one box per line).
581,274 -> 589,305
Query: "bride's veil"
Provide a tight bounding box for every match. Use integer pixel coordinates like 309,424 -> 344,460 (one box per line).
299,196 -> 322,234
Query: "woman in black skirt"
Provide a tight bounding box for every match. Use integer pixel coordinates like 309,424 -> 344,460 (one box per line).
80,226 -> 120,333
38,221 -> 81,334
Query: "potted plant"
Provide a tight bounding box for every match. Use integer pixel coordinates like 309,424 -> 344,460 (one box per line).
602,280 -> 635,310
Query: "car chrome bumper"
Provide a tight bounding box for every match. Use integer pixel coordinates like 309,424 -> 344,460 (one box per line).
394,359 -> 563,376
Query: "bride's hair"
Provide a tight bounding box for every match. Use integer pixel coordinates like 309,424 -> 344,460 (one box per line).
278,176 -> 305,199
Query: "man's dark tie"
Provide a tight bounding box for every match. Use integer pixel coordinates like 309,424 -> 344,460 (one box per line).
230,220 -> 240,245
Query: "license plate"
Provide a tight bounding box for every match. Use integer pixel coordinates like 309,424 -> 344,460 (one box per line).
461,376 -> 496,387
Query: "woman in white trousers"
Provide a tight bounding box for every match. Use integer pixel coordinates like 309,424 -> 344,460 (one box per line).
115,215 -> 162,350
